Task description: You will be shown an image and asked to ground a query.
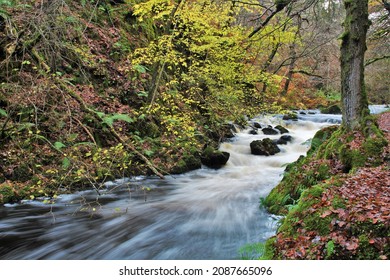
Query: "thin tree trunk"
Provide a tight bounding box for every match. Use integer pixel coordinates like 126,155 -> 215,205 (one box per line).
281,17 -> 301,95
281,43 -> 297,95
340,0 -> 370,130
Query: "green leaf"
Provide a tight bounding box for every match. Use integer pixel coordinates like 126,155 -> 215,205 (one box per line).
0,0 -> 13,7
62,157 -> 71,169
67,133 -> 79,142
103,114 -> 134,127
144,150 -> 154,157
133,64 -> 148,74
95,111 -> 106,118
54,141 -> 66,151
0,108 -> 7,117
136,91 -> 148,98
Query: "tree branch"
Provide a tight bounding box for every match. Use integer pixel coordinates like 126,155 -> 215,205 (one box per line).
365,55 -> 390,67
248,1 -> 292,38
291,69 -> 323,79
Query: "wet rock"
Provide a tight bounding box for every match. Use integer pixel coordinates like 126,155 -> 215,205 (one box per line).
262,127 -> 279,135
321,104 -> 341,114
171,155 -> 202,174
282,113 -> 298,121
250,138 -> 281,156
253,122 -> 262,129
249,129 -> 258,135
275,125 -> 289,134
276,135 -> 293,145
200,147 -> 230,169
224,123 -> 240,134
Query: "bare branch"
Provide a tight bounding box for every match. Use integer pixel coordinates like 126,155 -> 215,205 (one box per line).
365,55 -> 390,66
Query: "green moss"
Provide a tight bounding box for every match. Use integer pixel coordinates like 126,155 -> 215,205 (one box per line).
320,104 -> 341,114
317,124 -> 387,172
356,235 -> 380,260
276,184 -> 332,236
264,157 -> 332,214
260,237 -> 278,260
325,240 -> 335,259
307,125 -> 338,155
0,185 -> 15,204
331,194 -> 346,209
239,242 -> 266,260
304,212 -> 332,236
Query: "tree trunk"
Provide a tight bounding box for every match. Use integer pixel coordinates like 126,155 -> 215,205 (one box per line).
340,0 -> 370,130
281,43 -> 297,95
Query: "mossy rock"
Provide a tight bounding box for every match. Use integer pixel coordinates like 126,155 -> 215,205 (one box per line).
200,147 -> 230,169
250,138 -> 280,156
307,125 -> 338,155
263,156 -> 333,215
275,125 -> 289,134
282,112 -> 298,121
317,124 -> 387,172
0,185 -> 19,204
171,154 -> 202,174
321,104 -> 342,114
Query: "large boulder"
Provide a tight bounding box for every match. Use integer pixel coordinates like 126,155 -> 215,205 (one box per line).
200,147 -> 230,169
250,138 -> 281,156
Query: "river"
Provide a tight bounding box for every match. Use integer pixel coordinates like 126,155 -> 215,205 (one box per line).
0,106 -> 387,259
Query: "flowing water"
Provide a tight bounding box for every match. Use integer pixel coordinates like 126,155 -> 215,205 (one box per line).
0,106 -> 386,260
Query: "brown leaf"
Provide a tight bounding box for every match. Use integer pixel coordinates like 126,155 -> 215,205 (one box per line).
320,210 -> 333,218
337,220 -> 346,227
345,241 -> 359,251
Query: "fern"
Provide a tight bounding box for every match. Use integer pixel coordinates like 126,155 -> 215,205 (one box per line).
102,113 -> 134,127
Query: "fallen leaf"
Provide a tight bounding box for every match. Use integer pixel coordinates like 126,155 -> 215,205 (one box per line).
345,242 -> 359,251
320,210 -> 333,218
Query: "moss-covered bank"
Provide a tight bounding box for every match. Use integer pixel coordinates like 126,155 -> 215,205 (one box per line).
261,115 -> 389,260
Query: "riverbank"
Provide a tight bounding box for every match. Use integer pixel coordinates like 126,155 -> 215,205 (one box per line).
261,112 -> 390,259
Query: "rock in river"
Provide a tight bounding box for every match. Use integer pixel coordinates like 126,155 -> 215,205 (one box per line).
201,147 -> 230,169
250,138 -> 281,156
